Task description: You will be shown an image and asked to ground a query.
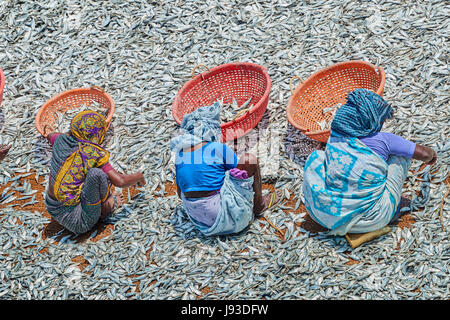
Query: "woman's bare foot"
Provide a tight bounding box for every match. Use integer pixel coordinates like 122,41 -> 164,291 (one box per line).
254,189 -> 282,217
390,196 -> 411,223
114,192 -> 124,208
399,196 -> 411,210
100,192 -> 124,219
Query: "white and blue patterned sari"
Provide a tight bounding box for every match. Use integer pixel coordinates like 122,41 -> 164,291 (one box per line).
303,132 -> 410,235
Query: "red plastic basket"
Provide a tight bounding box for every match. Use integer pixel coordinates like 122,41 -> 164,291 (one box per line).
172,62 -> 271,142
35,86 -> 115,137
0,68 -> 5,107
287,60 -> 385,143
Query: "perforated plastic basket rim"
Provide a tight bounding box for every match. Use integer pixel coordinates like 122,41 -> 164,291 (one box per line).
0,68 -> 5,107
172,62 -> 271,129
286,60 -> 386,134
35,87 -> 115,137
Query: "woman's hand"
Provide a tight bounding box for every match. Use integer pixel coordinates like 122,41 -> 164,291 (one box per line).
43,125 -> 55,138
0,144 -> 11,161
106,169 -> 146,188
427,149 -> 437,165
46,132 -> 66,145
413,144 -> 437,165
135,172 -> 146,187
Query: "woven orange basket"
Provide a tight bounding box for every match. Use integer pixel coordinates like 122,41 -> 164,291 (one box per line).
35,86 -> 115,137
172,62 -> 271,142
0,68 -> 5,107
286,60 -> 385,143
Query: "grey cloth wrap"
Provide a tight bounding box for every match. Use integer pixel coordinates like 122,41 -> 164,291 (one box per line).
45,135 -> 111,234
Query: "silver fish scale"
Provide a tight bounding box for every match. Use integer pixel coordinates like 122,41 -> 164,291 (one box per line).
0,0 -> 448,300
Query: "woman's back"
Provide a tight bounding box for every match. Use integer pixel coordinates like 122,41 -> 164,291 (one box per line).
175,142 -> 238,193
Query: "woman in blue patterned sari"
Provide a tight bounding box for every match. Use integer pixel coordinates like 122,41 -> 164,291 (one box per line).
303,89 -> 437,235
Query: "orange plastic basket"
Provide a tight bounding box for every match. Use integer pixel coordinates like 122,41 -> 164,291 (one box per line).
172,62 -> 271,142
35,86 -> 115,137
286,60 -> 385,143
0,68 -> 5,107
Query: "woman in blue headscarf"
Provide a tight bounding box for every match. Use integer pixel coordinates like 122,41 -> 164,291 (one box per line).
171,102 -> 281,236
303,89 -> 437,236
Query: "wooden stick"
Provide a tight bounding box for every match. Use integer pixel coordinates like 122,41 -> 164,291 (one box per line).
191,64 -> 209,78
439,184 -> 449,232
345,226 -> 391,249
289,76 -> 303,95
232,107 -> 251,121
262,216 -> 285,239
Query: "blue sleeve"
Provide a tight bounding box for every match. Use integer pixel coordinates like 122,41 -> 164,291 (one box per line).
382,132 -> 416,159
222,143 -> 238,170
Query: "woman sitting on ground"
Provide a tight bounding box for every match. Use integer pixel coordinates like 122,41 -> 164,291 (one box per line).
171,102 -> 281,236
303,89 -> 437,235
44,110 -> 146,234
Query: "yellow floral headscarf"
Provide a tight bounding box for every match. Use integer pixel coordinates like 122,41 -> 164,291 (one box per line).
53,110 -> 110,206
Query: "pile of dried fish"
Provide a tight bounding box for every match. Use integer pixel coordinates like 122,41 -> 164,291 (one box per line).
0,0 -> 448,300
0,172 -> 39,208
218,97 -> 254,123
317,103 -> 343,130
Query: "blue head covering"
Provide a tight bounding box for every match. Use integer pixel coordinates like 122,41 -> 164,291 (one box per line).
170,102 -> 222,152
330,88 -> 393,138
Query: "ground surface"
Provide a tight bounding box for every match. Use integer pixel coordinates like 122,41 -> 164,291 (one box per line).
0,0 -> 448,300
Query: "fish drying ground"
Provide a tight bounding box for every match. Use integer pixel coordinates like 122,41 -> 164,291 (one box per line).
0,0 -> 449,300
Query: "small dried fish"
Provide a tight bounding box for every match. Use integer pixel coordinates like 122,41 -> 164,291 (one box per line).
0,0 -> 447,301
317,103 -> 343,130
218,96 -> 254,123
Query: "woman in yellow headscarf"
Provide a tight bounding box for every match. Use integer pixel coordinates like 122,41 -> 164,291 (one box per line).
44,110 -> 146,234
